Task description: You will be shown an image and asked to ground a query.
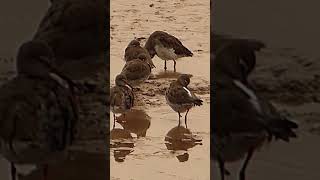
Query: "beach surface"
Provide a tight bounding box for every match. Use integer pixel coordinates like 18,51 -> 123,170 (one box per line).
110,0 -> 210,179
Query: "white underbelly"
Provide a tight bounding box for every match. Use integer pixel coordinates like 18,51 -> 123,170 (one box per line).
155,45 -> 178,60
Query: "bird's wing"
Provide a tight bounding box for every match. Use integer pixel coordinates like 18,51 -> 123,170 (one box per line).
166,83 -> 200,104
121,61 -> 150,80
212,79 -> 268,136
124,86 -> 134,109
124,47 -> 142,61
159,34 -> 193,56
0,76 -> 77,152
110,87 -> 123,107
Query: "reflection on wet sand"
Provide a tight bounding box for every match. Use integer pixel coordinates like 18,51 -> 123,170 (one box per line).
116,109 -> 151,138
110,109 -> 151,162
110,128 -> 135,162
165,126 -> 202,162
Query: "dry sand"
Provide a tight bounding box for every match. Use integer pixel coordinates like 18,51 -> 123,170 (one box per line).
110,0 -> 210,179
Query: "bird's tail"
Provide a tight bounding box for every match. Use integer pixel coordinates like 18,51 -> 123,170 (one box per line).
267,117 -> 298,142
193,99 -> 203,106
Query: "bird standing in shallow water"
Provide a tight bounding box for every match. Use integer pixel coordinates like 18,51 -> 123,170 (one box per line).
124,39 -> 156,69
165,74 -> 203,128
144,31 -> 193,72
110,74 -> 134,129
0,40 -> 79,180
121,53 -> 153,87
212,42 -> 298,180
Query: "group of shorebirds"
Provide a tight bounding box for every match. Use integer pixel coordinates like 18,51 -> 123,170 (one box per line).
212,35 -> 299,180
0,31 -> 300,180
111,31 -> 299,180
111,31 -> 203,130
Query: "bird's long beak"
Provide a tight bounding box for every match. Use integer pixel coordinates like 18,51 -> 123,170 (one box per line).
147,62 -> 156,69
150,61 -> 156,68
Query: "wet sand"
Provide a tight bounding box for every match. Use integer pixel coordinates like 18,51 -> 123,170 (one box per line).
212,133 -> 320,180
110,0 -> 210,179
111,106 -> 210,180
213,1 -> 320,179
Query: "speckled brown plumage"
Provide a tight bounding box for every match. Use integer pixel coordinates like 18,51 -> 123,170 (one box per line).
124,39 -> 155,68
121,54 -> 152,86
145,31 -> 193,71
110,74 -> 134,128
0,41 -> 79,180
165,74 -> 202,128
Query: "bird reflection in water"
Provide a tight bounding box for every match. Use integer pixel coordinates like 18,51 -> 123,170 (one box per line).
110,128 -> 134,163
116,109 -> 151,138
164,126 -> 202,162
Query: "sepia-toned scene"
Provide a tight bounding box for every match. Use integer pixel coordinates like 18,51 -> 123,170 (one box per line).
212,1 -> 320,180
110,0 -> 210,179
0,1 -> 108,180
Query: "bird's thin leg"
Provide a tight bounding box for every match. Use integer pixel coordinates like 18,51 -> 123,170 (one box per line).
43,164 -> 48,180
239,148 -> 254,180
217,157 -> 225,180
10,162 -> 16,180
141,130 -> 147,137
173,60 -> 177,72
185,109 -> 190,129
113,113 -> 116,129
164,60 -> 167,71
178,112 -> 181,126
